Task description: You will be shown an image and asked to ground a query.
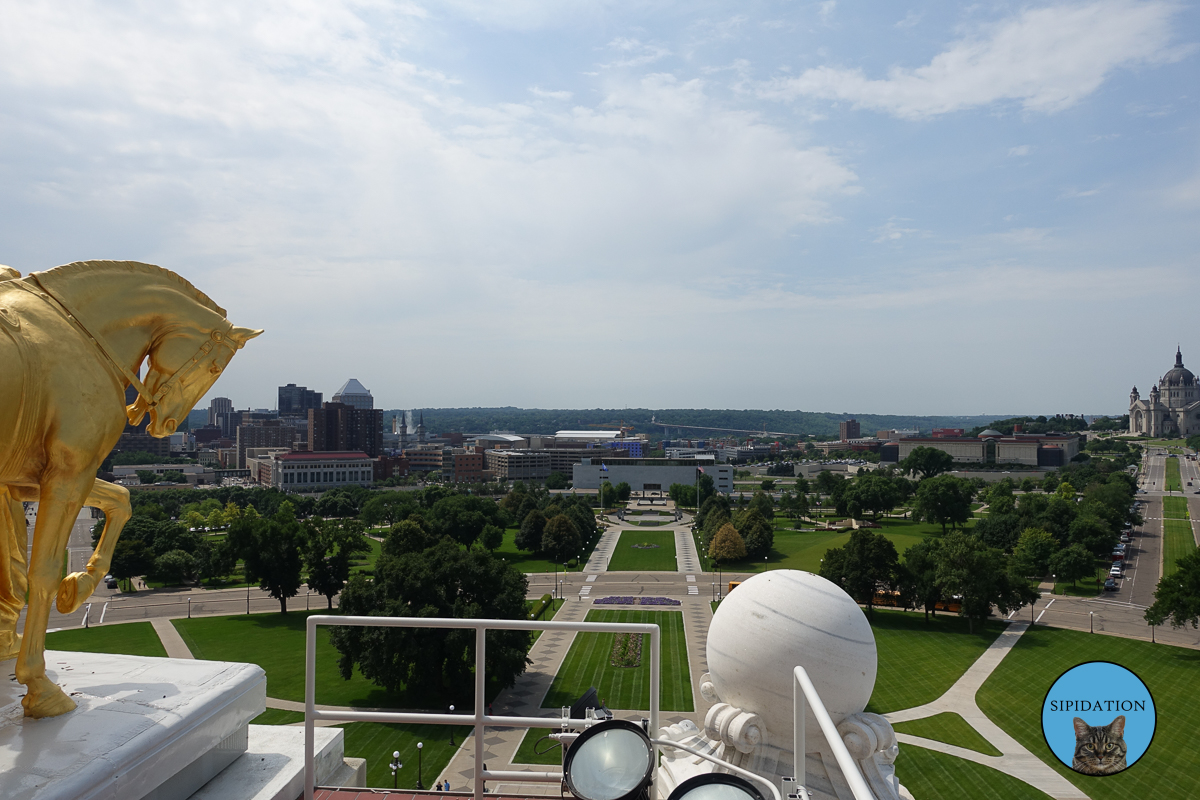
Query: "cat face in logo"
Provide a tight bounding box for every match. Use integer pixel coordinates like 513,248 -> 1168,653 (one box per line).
1072,715 -> 1127,775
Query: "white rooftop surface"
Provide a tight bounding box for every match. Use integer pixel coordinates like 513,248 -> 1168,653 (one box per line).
0,652 -> 265,800
555,430 -> 622,440
333,378 -> 371,397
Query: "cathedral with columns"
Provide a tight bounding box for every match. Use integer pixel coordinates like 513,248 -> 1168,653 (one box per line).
1129,347 -> 1200,437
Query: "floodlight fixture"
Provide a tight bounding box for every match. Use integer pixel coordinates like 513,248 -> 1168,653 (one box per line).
563,719 -> 654,800
666,773 -> 768,800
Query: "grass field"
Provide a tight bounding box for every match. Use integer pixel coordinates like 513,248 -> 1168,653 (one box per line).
542,609 -> 692,712
494,528 -> 593,573
45,621 -> 168,658
1165,457 -> 1182,492
716,518 -> 946,575
606,530 -> 678,571
529,598 -> 564,642
867,610 -> 1005,714
514,727 -> 562,765
1053,564 -> 1108,597
339,721 -> 469,789
251,708 -> 305,725
1160,495 -> 1195,577
897,745 -> 1054,800
977,625 -> 1200,800
892,712 -> 1002,756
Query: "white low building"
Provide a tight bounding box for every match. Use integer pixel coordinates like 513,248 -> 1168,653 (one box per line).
270,450 -> 374,490
572,457 -> 734,494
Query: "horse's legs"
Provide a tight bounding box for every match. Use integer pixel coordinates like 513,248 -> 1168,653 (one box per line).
17,475 -> 90,718
57,479 -> 130,614
0,486 -> 29,660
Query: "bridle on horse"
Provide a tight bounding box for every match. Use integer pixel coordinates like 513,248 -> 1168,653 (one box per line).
22,273 -> 241,427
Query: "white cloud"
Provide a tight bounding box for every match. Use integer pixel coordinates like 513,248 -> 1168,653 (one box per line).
1008,145 -> 1031,157
603,37 -> 672,68
761,1 -> 1185,118
896,10 -> 923,29
529,86 -> 573,100
1060,188 -> 1103,198
873,218 -> 925,242
817,2 -> 837,23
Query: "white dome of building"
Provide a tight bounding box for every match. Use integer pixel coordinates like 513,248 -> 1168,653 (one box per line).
706,570 -> 877,741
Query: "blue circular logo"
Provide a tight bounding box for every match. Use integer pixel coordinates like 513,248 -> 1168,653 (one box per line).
1041,661 -> 1155,776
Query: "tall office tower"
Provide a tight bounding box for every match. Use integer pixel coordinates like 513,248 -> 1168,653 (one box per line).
839,419 -> 860,440
331,379 -> 373,410
208,397 -> 233,427
308,402 -> 384,458
278,383 -> 322,417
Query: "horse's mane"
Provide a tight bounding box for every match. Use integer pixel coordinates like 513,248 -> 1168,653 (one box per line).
41,260 -> 227,317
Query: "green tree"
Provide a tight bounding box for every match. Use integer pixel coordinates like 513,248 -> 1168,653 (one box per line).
195,536 -> 237,584
898,446 -> 955,481
109,539 -> 154,590
1009,528 -> 1059,578
614,482 -> 632,503
936,532 -> 1037,632
708,523 -> 747,563
1145,548 -> 1200,629
480,523 -> 504,552
669,483 -> 696,507
843,474 -> 901,520
427,494 -> 503,547
761,479 -> 776,491
136,470 -> 157,485
1067,514 -> 1117,558
913,475 -> 974,533
814,470 -> 845,496
227,501 -> 307,613
330,538 -> 531,701
360,492 -> 419,527
901,539 -> 944,621
304,518 -> 371,609
986,481 -> 1015,516
154,549 -> 195,585
515,509 -> 547,552
819,530 -> 900,618
973,513 -> 1022,552
748,490 -> 774,521
1049,543 -> 1095,588
545,471 -> 569,490
697,473 -> 716,507
734,508 -> 774,559
542,514 -> 581,564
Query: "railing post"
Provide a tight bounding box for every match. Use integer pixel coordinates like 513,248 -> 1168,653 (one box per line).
475,626 -> 486,800
304,616 -> 317,800
794,668 -> 806,796
650,624 -> 660,773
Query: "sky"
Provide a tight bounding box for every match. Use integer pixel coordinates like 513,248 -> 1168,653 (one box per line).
2,1 -> 1197,416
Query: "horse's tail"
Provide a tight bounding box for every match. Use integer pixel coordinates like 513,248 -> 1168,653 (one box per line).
0,486 -> 28,631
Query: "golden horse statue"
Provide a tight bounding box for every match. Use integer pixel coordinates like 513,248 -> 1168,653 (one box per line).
0,260 -> 261,718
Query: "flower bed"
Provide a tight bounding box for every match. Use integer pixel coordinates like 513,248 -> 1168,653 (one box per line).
593,596 -> 681,606
610,631 -> 642,667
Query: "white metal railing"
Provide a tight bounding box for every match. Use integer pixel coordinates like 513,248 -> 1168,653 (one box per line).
793,666 -> 873,800
303,615 -> 661,800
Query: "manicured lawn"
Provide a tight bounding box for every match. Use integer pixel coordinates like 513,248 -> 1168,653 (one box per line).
1053,564 -> 1108,597
978,625 -> 1200,800
607,531 -> 677,571
867,610 -> 1005,714
46,621 -> 168,658
495,528 -> 592,573
339,721 -> 469,789
716,518 -> 944,575
1160,496 -> 1195,577
251,708 -> 305,725
543,610 -> 692,712
514,727 -> 562,765
1165,457 -> 1182,492
897,745 -> 1053,800
892,712 -> 1002,756
174,611 -> 414,707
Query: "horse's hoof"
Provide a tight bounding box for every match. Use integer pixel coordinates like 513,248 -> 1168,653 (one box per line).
56,571 -> 96,614
0,630 -> 20,661
22,678 -> 76,718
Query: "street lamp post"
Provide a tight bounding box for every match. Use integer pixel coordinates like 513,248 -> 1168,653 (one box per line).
390,751 -> 402,789
449,705 -> 456,746
416,741 -> 424,789
1090,611 -> 1094,633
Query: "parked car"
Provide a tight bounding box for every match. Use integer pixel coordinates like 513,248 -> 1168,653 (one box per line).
1111,551 -> 1125,561
105,578 -> 118,589
1104,578 -> 1119,592
1109,564 -> 1124,577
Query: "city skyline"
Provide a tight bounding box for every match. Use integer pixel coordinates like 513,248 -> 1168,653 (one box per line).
2,1 -> 1197,414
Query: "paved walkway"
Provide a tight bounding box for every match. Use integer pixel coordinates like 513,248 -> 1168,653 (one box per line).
884,622 -> 1090,800
150,617 -> 194,659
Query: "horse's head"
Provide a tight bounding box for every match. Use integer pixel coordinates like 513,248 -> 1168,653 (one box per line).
131,322 -> 263,437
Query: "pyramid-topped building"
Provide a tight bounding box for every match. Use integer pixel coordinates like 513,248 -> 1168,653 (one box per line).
332,378 -> 373,409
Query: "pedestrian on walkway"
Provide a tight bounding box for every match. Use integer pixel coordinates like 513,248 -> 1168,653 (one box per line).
436,781 -> 443,791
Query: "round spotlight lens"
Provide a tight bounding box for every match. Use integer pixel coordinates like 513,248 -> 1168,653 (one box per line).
666,773 -> 767,800
564,720 -> 654,800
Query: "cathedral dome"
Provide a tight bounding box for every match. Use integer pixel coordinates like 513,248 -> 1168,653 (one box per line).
1161,348 -> 1195,388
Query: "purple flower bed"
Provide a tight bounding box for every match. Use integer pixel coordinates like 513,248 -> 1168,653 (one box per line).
592,596 -> 681,606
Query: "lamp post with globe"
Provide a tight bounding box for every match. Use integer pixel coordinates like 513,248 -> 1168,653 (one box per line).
389,751 -> 402,789
416,741 -> 424,789
449,705 -> 456,746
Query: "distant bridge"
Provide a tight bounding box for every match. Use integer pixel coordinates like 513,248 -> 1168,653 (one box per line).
651,417 -> 800,438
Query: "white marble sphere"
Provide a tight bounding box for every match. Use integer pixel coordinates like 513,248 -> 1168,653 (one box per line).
707,570 -> 877,746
